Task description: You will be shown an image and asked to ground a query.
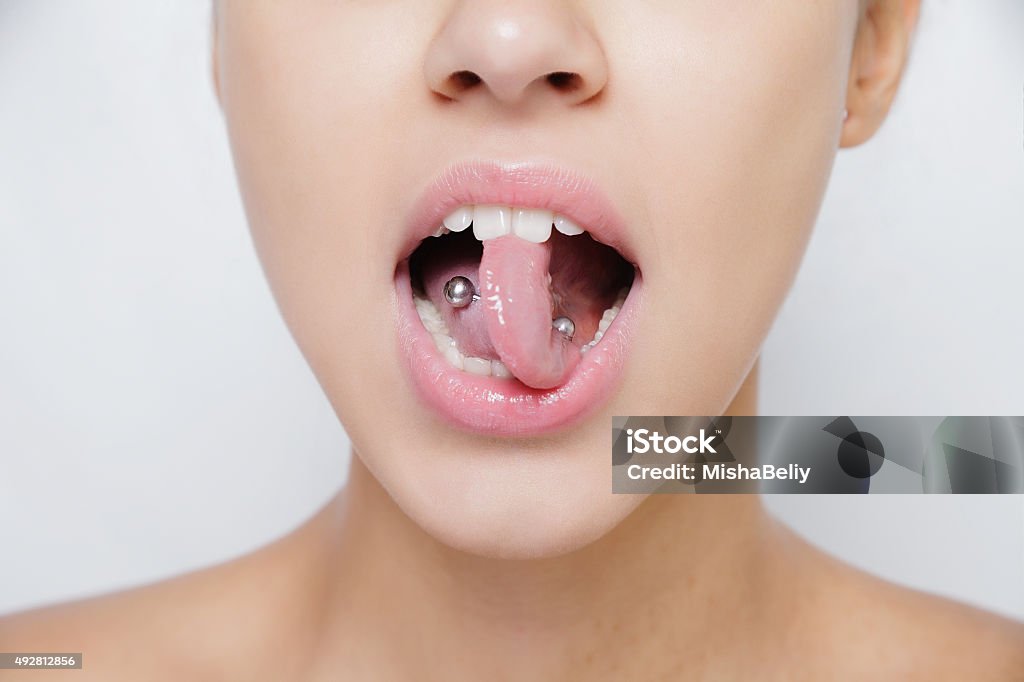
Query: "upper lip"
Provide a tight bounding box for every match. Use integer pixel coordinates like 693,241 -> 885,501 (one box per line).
398,159 -> 637,265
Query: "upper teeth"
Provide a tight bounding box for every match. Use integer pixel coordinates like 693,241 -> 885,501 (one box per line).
435,205 -> 585,244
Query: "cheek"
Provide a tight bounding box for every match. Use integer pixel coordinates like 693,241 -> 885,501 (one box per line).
603,3 -> 853,411
218,1 -> 423,270
216,3 -> 436,415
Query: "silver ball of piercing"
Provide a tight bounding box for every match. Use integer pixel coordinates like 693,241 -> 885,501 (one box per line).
443,276 -> 478,308
552,316 -> 575,340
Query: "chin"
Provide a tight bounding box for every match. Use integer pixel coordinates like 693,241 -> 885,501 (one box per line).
355,418 -> 647,560
403,464 -> 646,560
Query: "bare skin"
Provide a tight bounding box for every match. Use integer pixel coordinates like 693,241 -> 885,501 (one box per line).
2,372 -> 1022,680
3,1 -> 1023,679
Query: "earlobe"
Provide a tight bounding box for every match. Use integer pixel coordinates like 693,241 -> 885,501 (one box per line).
840,0 -> 921,148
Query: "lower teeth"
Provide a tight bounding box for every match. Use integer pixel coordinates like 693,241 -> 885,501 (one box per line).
581,287 -> 628,355
413,287 -> 629,377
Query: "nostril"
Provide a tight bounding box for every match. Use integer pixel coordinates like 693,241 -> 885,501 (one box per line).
449,70 -> 483,92
545,71 -> 582,92
437,69 -> 590,102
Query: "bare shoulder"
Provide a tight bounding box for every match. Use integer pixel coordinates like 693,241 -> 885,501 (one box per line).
793,541 -> 1024,681
0,508 -> 336,681
0,564 -> 237,681
845,574 -> 1024,680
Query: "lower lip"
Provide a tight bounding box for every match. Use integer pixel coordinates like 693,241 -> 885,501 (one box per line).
394,261 -> 642,438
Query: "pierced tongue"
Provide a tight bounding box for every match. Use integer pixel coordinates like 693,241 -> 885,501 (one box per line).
479,236 -> 579,389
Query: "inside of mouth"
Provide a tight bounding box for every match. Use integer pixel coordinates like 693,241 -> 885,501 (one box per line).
408,227 -> 634,388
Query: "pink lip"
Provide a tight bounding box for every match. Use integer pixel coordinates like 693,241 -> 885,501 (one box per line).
394,159 -> 643,437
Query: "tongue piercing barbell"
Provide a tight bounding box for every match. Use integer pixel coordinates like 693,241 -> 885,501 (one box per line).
444,276 -> 576,340
443,276 -> 478,308
553,316 -> 575,340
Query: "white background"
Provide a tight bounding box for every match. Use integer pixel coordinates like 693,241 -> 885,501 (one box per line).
1,2 -> 1022,620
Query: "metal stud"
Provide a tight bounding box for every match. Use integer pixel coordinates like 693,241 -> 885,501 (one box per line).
443,276 -> 477,308
553,316 -> 575,340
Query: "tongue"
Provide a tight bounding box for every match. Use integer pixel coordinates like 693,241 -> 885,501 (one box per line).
479,236 -> 580,389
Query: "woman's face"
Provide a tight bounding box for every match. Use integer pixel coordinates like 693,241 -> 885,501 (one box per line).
215,0 -> 857,558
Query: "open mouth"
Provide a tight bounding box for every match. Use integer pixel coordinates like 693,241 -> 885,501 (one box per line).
394,161 -> 642,437
409,206 -> 634,388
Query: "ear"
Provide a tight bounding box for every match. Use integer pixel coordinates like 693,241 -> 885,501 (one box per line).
211,1 -> 223,108
841,0 -> 921,147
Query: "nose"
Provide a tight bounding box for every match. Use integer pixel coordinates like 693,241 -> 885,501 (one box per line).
424,0 -> 609,107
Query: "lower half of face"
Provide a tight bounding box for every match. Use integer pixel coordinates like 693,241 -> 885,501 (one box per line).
217,0 -> 857,558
